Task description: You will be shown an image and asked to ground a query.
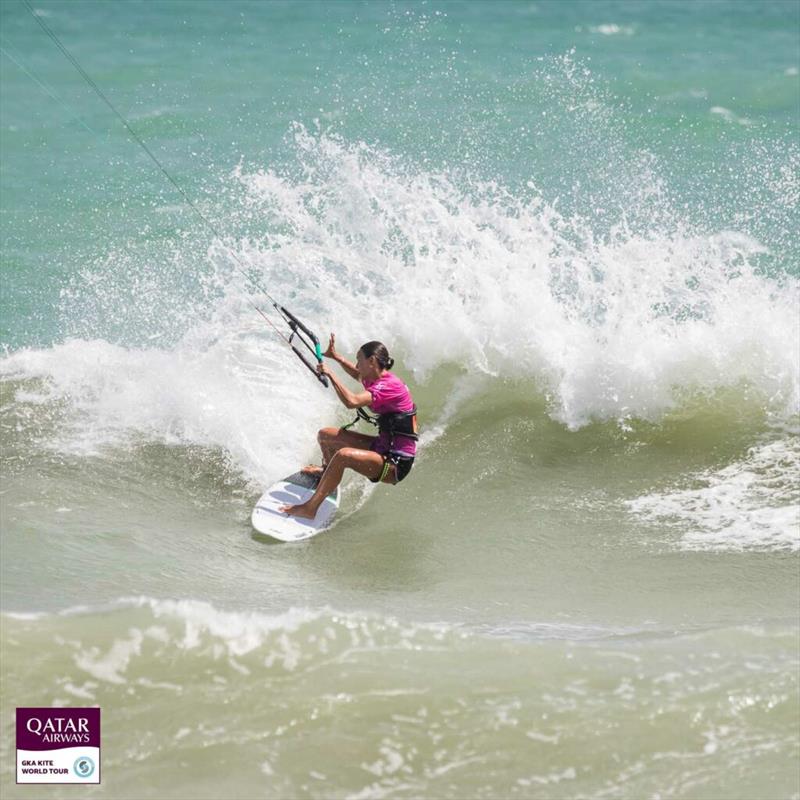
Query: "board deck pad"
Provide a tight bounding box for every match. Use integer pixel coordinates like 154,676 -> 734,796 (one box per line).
251,471 -> 339,542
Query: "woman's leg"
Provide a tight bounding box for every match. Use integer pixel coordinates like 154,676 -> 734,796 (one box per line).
281,447 -> 385,519
304,427 -> 377,474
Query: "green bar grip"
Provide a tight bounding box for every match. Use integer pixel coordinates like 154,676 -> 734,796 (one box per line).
315,342 -> 322,361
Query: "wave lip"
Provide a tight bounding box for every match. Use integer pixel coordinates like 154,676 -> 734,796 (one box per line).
2,121 -> 799,485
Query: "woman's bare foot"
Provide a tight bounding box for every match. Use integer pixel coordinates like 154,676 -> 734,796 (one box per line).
279,502 -> 318,520
300,464 -> 325,477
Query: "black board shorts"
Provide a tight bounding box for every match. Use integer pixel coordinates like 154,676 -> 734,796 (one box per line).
371,453 -> 414,484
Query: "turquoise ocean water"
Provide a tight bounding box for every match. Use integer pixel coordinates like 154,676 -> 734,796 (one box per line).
1,1 -> 799,797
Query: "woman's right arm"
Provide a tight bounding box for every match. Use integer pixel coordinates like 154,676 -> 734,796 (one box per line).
325,334 -> 360,380
318,364 -> 372,409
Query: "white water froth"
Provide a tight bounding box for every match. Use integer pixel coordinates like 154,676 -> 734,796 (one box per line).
1,129 -> 798,482
218,129 -> 799,430
626,438 -> 800,552
0,330 -> 331,485
710,106 -> 753,127
7,597 -> 460,684
589,24 -> 635,36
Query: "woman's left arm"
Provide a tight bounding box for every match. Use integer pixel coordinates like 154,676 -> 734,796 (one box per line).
319,363 -> 373,409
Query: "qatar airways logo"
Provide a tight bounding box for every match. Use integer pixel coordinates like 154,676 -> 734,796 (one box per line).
17,708 -> 101,784
25,716 -> 91,744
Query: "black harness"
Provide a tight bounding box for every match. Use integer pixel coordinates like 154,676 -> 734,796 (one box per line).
347,405 -> 419,455
377,406 -> 418,445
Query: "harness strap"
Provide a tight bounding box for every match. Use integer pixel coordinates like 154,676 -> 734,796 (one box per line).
343,407 -> 379,431
378,459 -> 392,483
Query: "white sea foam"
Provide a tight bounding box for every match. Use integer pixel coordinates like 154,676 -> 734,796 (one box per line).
710,106 -> 752,126
74,627 -> 144,684
589,24 -> 634,36
28,597 -> 461,685
626,438 -> 800,552
0,333 -> 330,485
229,130 -> 798,431
1,127 -> 797,482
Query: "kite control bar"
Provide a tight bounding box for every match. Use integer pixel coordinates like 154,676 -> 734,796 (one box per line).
279,306 -> 329,388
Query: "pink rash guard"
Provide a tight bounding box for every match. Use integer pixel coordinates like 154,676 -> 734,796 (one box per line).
361,372 -> 417,458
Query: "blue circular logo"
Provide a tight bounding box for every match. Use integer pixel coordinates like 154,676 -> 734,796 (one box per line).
73,756 -> 95,778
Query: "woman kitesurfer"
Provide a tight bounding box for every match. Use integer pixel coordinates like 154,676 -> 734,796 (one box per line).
279,335 -> 418,520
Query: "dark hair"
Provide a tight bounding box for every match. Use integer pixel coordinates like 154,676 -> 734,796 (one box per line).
359,341 -> 394,370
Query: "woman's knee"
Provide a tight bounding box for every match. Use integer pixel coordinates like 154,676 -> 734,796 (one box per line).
317,426 -> 339,445
332,447 -> 357,462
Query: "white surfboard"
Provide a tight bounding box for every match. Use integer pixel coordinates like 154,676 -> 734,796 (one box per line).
251,471 -> 340,542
